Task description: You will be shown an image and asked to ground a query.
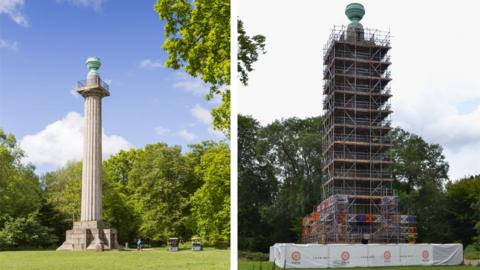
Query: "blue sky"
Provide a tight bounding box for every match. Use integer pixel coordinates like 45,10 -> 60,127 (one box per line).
0,0 -> 224,174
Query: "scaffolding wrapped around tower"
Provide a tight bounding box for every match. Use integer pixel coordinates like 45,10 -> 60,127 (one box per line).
302,25 -> 417,244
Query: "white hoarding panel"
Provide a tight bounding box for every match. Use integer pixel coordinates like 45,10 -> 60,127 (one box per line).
285,244 -> 329,268
367,244 -> 401,266
271,243 -> 461,268
269,246 -> 274,262
273,244 -> 287,268
329,244 -> 368,267
399,244 -> 433,266
432,244 -> 463,265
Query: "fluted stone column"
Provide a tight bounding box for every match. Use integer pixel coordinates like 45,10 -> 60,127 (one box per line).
57,57 -> 118,251
80,83 -> 103,221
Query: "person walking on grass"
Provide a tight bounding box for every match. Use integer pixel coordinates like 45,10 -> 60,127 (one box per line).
137,239 -> 142,251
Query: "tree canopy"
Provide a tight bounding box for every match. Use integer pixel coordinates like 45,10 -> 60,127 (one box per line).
238,115 -> 480,252
0,127 -> 230,249
154,0 -> 266,135
0,129 -> 60,249
238,115 -> 323,251
154,0 -> 230,134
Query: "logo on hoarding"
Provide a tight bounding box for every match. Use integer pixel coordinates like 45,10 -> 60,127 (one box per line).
291,251 -> 301,262
422,250 -> 430,261
341,251 -> 350,261
384,250 -> 392,261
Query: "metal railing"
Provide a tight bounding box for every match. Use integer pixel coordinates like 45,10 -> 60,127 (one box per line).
324,83 -> 391,94
333,50 -> 390,62
324,25 -> 391,56
332,134 -> 391,144
331,169 -> 391,179
333,68 -> 390,79
325,186 -> 395,197
333,117 -> 391,127
327,151 -> 391,161
332,101 -> 391,111
77,77 -> 110,91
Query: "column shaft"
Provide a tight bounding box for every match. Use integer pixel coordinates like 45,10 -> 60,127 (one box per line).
80,95 -> 103,221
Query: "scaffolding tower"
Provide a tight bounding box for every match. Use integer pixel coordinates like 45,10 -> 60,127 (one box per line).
302,3 -> 417,244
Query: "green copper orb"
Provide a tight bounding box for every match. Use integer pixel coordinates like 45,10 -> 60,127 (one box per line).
86,57 -> 101,75
345,3 -> 365,26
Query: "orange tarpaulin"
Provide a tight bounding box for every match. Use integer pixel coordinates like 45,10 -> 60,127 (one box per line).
366,214 -> 373,224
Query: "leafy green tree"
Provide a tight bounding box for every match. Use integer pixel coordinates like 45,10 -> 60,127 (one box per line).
0,129 -> 61,249
390,128 -> 449,191
0,212 -> 57,249
190,142 -> 230,246
1,127 -> 230,249
42,161 -> 82,224
259,117 -> 323,220
127,143 -> 194,244
155,1 -> 266,134
0,129 -> 42,220
238,115 -> 277,251
36,198 -> 70,246
237,20 -> 266,85
237,116 -> 323,251
103,149 -> 141,244
154,0 -> 230,134
445,175 -> 480,245
390,128 -> 451,243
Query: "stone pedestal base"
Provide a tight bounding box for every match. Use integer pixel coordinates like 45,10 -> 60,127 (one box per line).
57,220 -> 119,251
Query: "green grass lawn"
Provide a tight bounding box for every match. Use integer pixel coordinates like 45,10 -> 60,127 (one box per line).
239,260 -> 476,270
0,247 -> 229,270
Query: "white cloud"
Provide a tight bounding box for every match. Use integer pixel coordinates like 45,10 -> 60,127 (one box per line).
191,104 -> 212,125
177,129 -> 196,142
191,104 -> 226,138
239,0 -> 480,180
139,59 -> 163,69
20,112 -> 133,169
154,126 -> 170,136
0,0 -> 28,26
0,37 -> 18,51
56,0 -> 105,12
172,72 -> 209,95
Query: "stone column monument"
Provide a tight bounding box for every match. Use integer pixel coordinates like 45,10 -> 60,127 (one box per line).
58,57 -> 119,251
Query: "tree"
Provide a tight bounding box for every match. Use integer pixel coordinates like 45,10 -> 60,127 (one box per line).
237,20 -> 266,85
103,149 -> 141,243
0,129 -> 42,220
42,161 -> 82,225
0,129 -> 59,249
445,175 -> 480,245
238,115 -> 277,251
127,143 -> 194,244
260,117 -> 323,216
237,116 -> 323,251
0,212 -> 57,249
190,142 -> 230,246
390,128 -> 449,191
154,1 -> 266,135
1,127 -> 230,249
390,128 -> 451,243
154,0 -> 230,134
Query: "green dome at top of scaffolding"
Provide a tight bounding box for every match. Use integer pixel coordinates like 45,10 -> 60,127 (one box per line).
345,3 -> 365,26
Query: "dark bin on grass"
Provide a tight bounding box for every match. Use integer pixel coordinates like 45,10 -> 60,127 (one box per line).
192,237 -> 203,251
168,237 -> 179,252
